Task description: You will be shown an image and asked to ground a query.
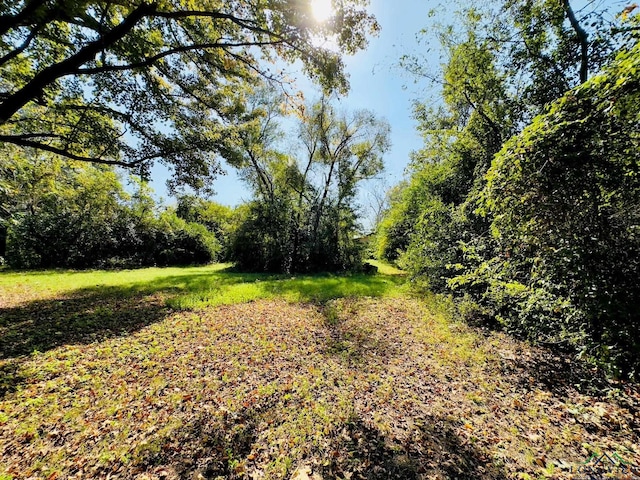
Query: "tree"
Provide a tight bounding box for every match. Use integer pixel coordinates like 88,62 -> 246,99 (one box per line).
496,0 -> 617,114
230,92 -> 390,272
384,0 -> 622,283
303,97 -> 390,250
379,13 -> 514,287
5,160 -> 130,267
0,147 -> 77,259
462,38 -> 640,377
3,155 -> 220,268
175,194 -> 239,260
0,0 -> 378,191
389,3 -> 640,377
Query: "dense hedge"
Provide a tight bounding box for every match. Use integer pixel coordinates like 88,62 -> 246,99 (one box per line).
2,166 -> 220,269
460,44 -> 640,377
379,35 -> 640,378
6,208 -> 220,269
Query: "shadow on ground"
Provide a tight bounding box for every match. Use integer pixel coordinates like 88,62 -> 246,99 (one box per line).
0,291 -> 169,362
320,301 -> 399,365
127,408 -> 260,479
0,289 -> 170,397
318,416 -> 506,480
0,268 -> 402,396
109,407 -> 507,479
499,346 -> 613,397
0,269 -> 401,358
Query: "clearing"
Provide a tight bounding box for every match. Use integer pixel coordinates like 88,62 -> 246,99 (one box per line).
0,264 -> 638,479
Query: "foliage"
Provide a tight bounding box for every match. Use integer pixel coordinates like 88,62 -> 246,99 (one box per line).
3,157 -> 220,269
175,194 -> 240,260
499,0 -> 616,104
232,197 -> 297,273
6,162 -> 127,268
0,0 -> 378,190
381,3 -> 640,377
458,39 -> 640,377
0,148 -> 68,259
379,16 -> 511,281
230,94 -> 390,273
375,181 -> 415,262
397,197 -> 466,292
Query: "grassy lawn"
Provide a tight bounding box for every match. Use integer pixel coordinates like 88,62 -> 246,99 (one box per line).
0,261 -> 406,310
0,264 -> 639,479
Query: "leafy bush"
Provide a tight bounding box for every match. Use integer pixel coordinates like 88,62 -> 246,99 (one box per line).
458,42 -> 640,377
175,195 -> 238,261
5,167 -> 220,269
231,199 -> 363,273
231,199 -> 294,272
7,208 -> 220,269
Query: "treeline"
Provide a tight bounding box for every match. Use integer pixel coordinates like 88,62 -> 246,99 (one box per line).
377,6 -> 640,377
0,156 -> 223,269
0,95 -> 389,273
227,94 -> 389,273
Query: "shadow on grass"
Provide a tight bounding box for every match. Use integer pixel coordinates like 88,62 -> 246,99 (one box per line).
0,289 -> 171,397
127,408 -> 260,479
115,407 -> 506,479
59,269 -> 404,311
0,291 -> 169,362
497,350 -> 640,431
0,267 -> 404,396
320,301 -> 398,365
318,416 -> 506,480
500,346 -> 616,398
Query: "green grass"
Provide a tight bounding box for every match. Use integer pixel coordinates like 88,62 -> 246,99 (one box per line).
0,262 -> 408,310
0,264 -> 232,298
366,259 -> 406,276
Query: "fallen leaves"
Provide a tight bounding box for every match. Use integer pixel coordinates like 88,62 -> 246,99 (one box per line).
0,292 -> 638,479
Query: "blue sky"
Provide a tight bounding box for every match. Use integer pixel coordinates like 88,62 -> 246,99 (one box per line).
147,0 -> 442,213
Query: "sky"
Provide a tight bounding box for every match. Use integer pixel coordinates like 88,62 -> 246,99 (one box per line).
147,0 -> 443,221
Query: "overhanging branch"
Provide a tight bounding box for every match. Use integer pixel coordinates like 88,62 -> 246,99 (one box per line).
0,2 -> 155,124
0,135 -> 139,166
75,40 -> 286,75
0,25 -> 41,67
562,0 -> 589,83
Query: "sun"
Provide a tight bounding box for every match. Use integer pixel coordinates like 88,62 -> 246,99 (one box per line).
310,0 -> 333,22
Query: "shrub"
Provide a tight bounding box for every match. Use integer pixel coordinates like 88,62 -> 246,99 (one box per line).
459,42 -> 640,377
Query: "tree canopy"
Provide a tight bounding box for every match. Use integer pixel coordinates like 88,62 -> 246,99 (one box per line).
231,92 -> 390,272
0,0 -> 378,191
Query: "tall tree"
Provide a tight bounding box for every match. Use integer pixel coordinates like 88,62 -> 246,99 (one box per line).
0,0 -> 378,191
385,1 -> 640,377
466,35 -> 640,377
230,92 -> 390,272
385,0 -> 621,277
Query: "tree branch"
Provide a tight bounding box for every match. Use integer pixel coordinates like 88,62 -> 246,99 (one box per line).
461,89 -> 503,143
0,134 -> 203,168
520,36 -> 570,90
0,0 -> 48,36
0,24 -> 41,67
0,135 -> 136,166
152,10 -> 283,38
0,2 -> 156,124
75,40 -> 285,75
562,0 -> 589,83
